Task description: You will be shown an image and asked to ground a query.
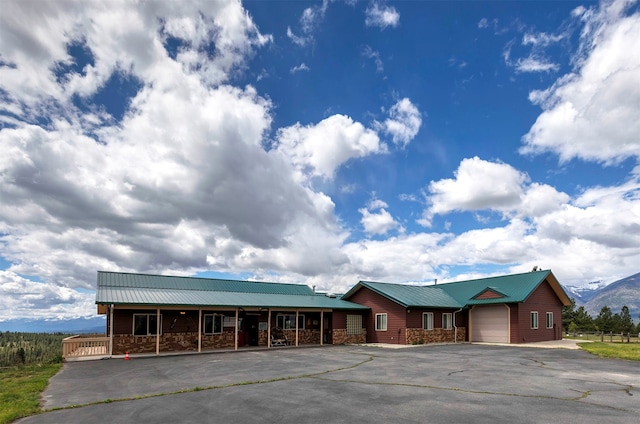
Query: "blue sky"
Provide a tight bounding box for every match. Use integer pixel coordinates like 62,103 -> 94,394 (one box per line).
1,0 -> 639,322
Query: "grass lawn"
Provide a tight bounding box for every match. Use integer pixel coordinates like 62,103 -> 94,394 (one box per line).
578,342 -> 640,361
0,364 -> 62,424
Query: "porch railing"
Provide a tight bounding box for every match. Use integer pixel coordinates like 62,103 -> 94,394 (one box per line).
62,335 -> 110,358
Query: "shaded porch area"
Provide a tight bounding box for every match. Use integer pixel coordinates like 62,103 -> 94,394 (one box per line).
73,304 -> 363,359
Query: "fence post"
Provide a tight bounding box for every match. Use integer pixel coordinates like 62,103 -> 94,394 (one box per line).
600,331 -> 604,342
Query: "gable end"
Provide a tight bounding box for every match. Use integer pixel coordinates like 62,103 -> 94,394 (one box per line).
473,288 -> 506,300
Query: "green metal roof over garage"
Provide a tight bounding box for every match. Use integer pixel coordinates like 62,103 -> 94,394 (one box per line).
342,270 -> 570,308
345,281 -> 462,308
96,271 -> 368,310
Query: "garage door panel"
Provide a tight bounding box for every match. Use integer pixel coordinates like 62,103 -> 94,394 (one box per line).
472,305 -> 508,343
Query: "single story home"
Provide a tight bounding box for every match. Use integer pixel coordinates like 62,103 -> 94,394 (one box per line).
95,271 -> 369,355
341,269 -> 571,344
93,269 -> 569,356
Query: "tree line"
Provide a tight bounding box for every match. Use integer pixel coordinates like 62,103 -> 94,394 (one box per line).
562,299 -> 640,335
0,332 -> 69,367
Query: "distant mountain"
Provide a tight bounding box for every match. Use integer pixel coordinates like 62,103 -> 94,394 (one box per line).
583,272 -> 640,321
564,272 -> 640,322
0,317 -> 106,334
564,279 -> 609,304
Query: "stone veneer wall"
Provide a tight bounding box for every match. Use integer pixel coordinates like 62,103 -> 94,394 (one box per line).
332,328 -> 367,345
405,328 -> 466,344
282,329 -> 321,344
113,331 -> 238,354
111,328 -> 368,354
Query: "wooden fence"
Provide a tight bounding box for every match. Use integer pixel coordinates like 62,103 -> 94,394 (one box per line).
565,331 -> 639,343
62,335 -> 110,358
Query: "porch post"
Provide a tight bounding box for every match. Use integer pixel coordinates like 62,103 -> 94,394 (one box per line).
267,309 -> 271,348
295,309 -> 299,347
320,310 -> 324,346
234,308 -> 239,351
156,307 -> 160,355
109,304 -> 114,357
198,308 -> 202,353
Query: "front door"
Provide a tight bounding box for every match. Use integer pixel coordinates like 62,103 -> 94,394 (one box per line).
323,314 -> 332,344
245,315 -> 260,346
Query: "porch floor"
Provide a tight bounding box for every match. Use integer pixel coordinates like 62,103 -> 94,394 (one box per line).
64,343 -> 325,361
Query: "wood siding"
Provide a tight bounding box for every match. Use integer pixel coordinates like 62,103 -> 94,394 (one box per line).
515,280 -> 564,343
347,289 -> 467,343
348,288 -> 407,343
476,290 -> 504,299
509,304 -> 519,343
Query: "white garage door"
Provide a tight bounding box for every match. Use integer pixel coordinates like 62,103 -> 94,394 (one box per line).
472,305 -> 509,343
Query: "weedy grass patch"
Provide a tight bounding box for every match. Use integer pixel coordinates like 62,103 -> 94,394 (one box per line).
579,342 -> 640,361
0,364 -> 62,424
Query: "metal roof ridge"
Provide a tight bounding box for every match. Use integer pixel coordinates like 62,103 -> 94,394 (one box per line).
97,270 -> 312,288
434,269 -> 550,286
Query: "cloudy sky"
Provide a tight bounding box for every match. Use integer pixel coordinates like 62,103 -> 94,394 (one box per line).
1,0 -> 639,322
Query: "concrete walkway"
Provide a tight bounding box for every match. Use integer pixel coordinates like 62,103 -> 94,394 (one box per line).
475,339 -> 591,350
361,339 -> 590,350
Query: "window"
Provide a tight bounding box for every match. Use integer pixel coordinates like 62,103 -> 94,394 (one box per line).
133,313 -> 161,336
203,314 -> 223,334
531,311 -> 539,329
422,312 -> 434,330
277,314 -> 305,329
442,313 -> 453,330
375,313 -> 387,331
346,314 -> 362,335
546,312 -> 553,329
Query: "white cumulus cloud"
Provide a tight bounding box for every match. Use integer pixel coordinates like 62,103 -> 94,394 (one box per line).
377,98 -> 422,147
521,0 -> 640,164
275,114 -> 386,181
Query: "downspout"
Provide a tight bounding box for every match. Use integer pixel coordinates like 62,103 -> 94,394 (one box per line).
109,304 -> 114,357
453,308 -> 463,343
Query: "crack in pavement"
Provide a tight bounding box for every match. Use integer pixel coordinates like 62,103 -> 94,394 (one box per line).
307,375 -> 637,413
41,352 -> 375,413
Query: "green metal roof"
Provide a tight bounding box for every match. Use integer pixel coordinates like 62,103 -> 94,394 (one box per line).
438,270 -> 558,305
343,270 -> 570,308
351,281 -> 462,308
96,271 -> 368,310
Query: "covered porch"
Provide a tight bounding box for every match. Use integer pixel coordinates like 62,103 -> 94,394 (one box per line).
81,304 -> 350,358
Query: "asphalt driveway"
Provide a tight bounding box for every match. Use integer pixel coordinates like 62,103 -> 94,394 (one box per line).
18,344 -> 640,423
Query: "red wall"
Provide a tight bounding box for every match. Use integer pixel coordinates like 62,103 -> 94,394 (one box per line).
515,280 -> 564,343
348,288 -> 407,343
347,288 -> 468,343
509,304 -> 519,343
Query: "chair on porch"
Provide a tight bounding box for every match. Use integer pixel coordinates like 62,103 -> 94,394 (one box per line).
271,327 -> 288,346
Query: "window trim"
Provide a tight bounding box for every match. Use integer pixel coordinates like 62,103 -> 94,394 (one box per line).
531,311 -> 539,329
133,313 -> 162,336
442,313 -> 453,330
375,313 -> 387,331
276,314 -> 305,330
546,312 -> 553,329
203,314 -> 223,335
422,312 -> 434,330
